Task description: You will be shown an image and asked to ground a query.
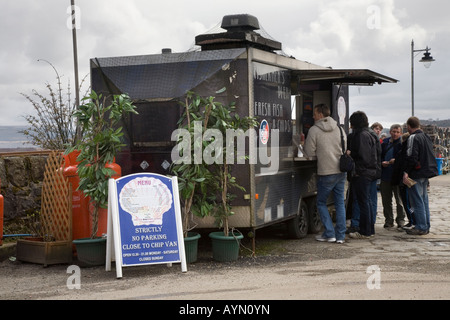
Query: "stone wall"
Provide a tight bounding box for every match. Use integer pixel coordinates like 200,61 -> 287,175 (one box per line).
0,153 -> 49,221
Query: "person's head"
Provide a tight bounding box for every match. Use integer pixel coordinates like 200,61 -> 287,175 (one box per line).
349,111 -> 369,130
402,132 -> 410,143
371,122 -> 383,136
406,116 -> 420,134
389,124 -> 402,141
313,104 -> 330,122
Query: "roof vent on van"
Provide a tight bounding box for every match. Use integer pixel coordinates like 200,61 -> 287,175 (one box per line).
221,14 -> 260,32
195,14 -> 282,52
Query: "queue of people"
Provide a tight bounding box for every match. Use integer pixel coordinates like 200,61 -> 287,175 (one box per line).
303,104 -> 438,243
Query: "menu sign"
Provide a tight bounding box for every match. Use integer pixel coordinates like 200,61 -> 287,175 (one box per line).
106,173 -> 186,278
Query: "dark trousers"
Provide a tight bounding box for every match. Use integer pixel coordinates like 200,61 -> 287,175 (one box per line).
352,175 -> 375,236
380,181 -> 405,226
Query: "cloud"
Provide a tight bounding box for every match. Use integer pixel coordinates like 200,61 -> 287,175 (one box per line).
0,0 -> 449,127
284,0 -> 428,69
282,0 -> 449,127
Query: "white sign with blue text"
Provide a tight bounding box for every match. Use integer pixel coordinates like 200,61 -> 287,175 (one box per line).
106,173 -> 187,278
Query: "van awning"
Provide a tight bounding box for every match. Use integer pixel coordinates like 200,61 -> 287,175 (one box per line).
292,69 -> 398,86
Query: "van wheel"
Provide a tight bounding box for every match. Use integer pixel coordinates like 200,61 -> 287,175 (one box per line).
307,198 -> 322,234
287,200 -> 309,239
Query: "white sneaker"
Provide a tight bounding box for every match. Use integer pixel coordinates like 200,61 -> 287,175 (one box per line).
402,223 -> 415,230
336,239 -> 345,244
315,235 -> 336,242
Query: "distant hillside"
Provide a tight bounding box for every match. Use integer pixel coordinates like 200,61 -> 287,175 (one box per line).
0,126 -> 37,150
421,119 -> 450,128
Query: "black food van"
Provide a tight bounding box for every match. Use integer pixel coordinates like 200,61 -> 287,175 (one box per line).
91,14 -> 397,240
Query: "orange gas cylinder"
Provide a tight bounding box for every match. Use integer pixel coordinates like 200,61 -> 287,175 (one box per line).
92,160 -> 121,237
63,151 -> 91,240
88,205 -> 108,238
106,160 -> 121,179
0,178 -> 4,246
64,152 -> 122,239
97,158 -> 122,237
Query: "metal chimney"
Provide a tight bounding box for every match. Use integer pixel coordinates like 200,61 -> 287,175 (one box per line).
195,14 -> 282,52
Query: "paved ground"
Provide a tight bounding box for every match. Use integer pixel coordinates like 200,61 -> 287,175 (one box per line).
0,174 -> 449,302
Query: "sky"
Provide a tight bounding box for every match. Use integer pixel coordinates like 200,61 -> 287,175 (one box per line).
1,0 -> 449,130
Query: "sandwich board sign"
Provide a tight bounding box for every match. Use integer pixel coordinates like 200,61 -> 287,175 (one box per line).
106,173 -> 187,278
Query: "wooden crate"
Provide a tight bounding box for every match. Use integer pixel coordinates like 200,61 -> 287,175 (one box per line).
16,239 -> 72,267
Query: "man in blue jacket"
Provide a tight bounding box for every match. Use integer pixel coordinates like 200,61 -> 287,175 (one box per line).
380,124 -> 405,229
403,117 -> 438,235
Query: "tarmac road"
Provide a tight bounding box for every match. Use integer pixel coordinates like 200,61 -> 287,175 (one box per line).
0,174 -> 449,301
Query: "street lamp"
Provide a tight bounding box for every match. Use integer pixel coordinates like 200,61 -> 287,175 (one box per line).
70,0 -> 81,141
411,39 -> 435,117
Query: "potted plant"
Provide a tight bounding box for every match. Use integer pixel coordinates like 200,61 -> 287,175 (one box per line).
66,90 -> 137,266
205,98 -> 257,262
172,91 -> 256,262
171,92 -> 216,263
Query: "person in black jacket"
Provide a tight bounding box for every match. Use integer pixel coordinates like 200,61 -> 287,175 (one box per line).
392,132 -> 415,230
403,117 -> 438,235
348,111 -> 381,239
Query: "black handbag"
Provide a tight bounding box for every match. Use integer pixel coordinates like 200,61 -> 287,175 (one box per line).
339,126 -> 354,173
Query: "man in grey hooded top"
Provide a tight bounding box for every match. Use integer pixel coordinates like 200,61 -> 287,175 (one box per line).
304,104 -> 347,243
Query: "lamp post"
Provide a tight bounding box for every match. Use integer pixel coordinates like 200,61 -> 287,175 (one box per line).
70,0 -> 79,109
70,0 -> 82,141
411,39 -> 435,117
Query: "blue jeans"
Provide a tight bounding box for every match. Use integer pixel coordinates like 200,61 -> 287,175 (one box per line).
351,191 -> 360,228
317,173 -> 347,241
352,175 -> 375,236
400,186 -> 415,225
408,178 -> 430,231
351,180 -> 377,228
370,180 -> 378,225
